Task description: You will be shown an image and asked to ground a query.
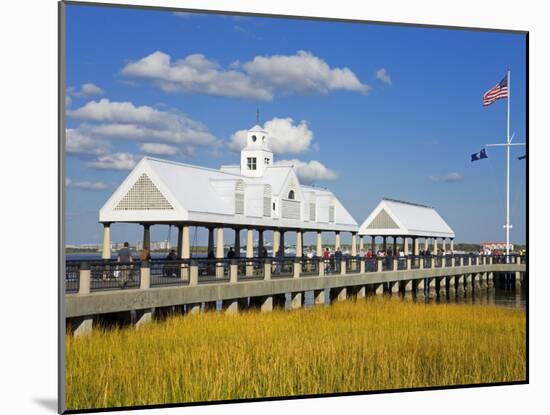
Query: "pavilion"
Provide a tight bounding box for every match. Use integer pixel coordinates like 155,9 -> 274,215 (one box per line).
98,124 -> 358,260
358,198 -> 455,255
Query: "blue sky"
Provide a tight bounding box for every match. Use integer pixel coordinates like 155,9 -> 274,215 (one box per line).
65,4 -> 527,246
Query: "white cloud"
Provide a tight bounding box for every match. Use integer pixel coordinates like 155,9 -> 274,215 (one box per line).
276,159 -> 337,184
229,117 -> 314,154
139,142 -> 179,156
80,83 -> 104,96
86,153 -> 139,171
68,99 -> 216,146
66,178 -> 112,190
121,50 -> 369,100
66,95 -> 71,107
375,68 -> 392,85
242,51 -> 370,95
429,172 -> 464,183
65,128 -> 110,156
69,83 -> 105,97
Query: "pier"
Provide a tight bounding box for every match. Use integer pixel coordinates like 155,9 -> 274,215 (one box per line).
65,253 -> 526,335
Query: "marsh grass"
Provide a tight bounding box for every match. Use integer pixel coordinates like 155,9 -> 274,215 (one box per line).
66,297 -> 526,410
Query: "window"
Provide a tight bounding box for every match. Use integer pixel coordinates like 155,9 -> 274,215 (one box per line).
247,157 -> 257,170
264,158 -> 270,165
273,202 -> 276,211
251,135 -> 257,142
288,190 -> 295,200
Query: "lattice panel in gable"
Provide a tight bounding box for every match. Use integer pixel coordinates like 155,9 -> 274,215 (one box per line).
115,173 -> 173,211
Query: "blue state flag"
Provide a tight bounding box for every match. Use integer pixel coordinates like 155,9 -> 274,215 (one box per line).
518,154 -> 526,160
471,148 -> 488,162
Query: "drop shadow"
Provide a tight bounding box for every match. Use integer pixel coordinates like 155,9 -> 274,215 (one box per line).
34,398 -> 57,413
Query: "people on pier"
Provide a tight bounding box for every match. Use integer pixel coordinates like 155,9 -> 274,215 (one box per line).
117,242 -> 133,263
166,249 -> 177,260
140,248 -> 151,262
259,246 -> 268,258
227,247 -> 235,259
117,242 -> 133,288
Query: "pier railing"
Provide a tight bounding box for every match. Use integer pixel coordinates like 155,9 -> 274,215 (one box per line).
300,257 -> 320,277
65,253 -> 524,293
237,258 -> 265,281
271,257 -> 295,278
198,259 -> 230,283
150,260 -> 190,287
89,261 -> 141,291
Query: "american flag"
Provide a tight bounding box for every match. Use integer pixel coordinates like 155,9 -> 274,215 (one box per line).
483,75 -> 508,106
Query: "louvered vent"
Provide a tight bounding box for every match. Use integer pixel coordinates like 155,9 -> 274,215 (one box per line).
366,209 -> 399,229
329,205 -> 335,223
263,185 -> 272,217
115,173 -> 173,211
309,203 -> 316,221
235,181 -> 245,214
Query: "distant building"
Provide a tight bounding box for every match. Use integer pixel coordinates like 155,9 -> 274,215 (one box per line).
136,240 -> 171,251
480,242 -> 514,253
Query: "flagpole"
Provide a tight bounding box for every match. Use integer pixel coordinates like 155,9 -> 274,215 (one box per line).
505,70 -> 511,260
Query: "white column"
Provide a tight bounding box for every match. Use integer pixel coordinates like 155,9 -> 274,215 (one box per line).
424,238 -> 429,252
413,238 -> 419,255
216,227 -> 224,258
335,231 -> 341,250
404,237 -> 409,255
273,229 -> 280,257
433,238 -> 439,255
179,225 -> 190,259
246,229 -> 254,258
450,239 -> 454,252
351,233 -> 357,256
442,238 -> 447,253
101,223 -> 111,260
296,231 -> 303,257
316,231 -> 323,257
359,235 -> 364,253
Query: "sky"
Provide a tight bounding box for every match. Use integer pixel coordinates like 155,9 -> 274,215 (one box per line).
64,4 -> 527,247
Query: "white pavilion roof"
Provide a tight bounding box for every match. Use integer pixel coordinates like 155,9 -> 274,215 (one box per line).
358,199 -> 455,238
100,157 -> 358,232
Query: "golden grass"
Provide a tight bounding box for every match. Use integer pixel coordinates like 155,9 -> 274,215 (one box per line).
66,297 -> 526,410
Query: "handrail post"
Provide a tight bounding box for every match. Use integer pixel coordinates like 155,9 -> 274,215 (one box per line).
393,257 -> 398,271
229,259 -> 238,283
319,258 -> 325,276
419,256 -> 424,270
189,260 -> 198,286
140,261 -> 150,290
78,262 -> 90,295
451,256 -> 456,267
340,259 -> 346,275
360,258 -> 365,273
407,257 -> 412,270
293,257 -> 301,279
377,258 -> 383,272
264,258 -> 271,280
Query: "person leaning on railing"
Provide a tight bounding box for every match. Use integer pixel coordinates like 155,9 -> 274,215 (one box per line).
117,242 -> 133,288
